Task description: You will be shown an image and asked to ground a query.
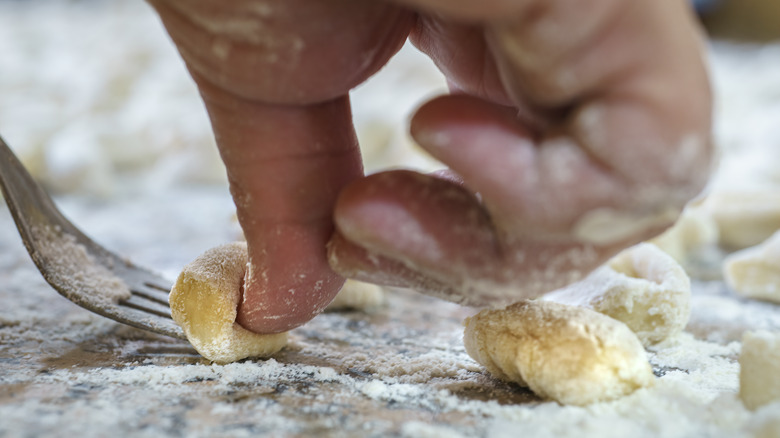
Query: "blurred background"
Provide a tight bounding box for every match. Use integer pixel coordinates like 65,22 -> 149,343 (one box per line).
699,0 -> 780,41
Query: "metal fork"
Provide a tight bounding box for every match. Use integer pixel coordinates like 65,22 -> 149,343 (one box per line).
0,136 -> 185,339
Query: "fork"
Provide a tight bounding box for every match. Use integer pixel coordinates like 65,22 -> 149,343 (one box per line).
0,136 -> 185,339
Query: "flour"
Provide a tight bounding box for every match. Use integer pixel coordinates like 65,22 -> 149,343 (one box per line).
31,224 -> 132,306
32,359 -> 341,389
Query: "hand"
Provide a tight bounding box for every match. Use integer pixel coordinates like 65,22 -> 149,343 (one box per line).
328,0 -> 712,306
149,0 -> 712,333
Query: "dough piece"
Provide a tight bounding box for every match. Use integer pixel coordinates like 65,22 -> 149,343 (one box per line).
543,243 -> 691,346
463,300 -> 654,406
325,279 -> 385,311
701,190 -> 780,250
649,207 -> 719,264
739,330 -> 780,410
724,230 -> 780,302
751,415 -> 780,438
170,242 -> 287,363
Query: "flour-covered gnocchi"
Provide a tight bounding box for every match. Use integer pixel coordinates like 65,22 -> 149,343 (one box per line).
463,300 -> 654,405
169,242 -> 288,363
724,230 -> 780,303
543,243 -> 691,346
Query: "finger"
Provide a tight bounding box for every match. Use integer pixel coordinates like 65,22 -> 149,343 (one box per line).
408,17 -> 512,106
333,170 -> 500,286
410,95 -> 618,240
148,0 -> 414,105
330,170 -> 668,307
201,85 -> 363,334
485,0 -> 712,180
329,170 -> 632,306
410,1 -> 712,244
328,169 -> 476,304
327,232 -> 459,301
427,168 -> 465,186
391,0 -> 525,21
485,0 -> 712,243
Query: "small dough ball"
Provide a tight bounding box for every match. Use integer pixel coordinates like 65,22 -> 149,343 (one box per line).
170,242 -> 287,363
701,190 -> 780,250
724,230 -> 780,303
739,330 -> 780,410
325,279 -> 385,311
543,243 -> 691,346
463,300 -> 654,406
649,206 -> 719,264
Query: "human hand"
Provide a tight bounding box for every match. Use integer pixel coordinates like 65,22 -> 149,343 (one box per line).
149,0 -> 712,333
327,0 -> 713,306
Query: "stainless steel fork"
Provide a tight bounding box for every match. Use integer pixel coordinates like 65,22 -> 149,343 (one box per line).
0,136 -> 184,339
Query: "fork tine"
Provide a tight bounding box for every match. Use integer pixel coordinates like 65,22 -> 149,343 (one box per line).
124,293 -> 174,319
113,305 -> 184,339
114,266 -> 174,303
144,281 -> 173,293
130,284 -> 171,306
0,136 -> 185,340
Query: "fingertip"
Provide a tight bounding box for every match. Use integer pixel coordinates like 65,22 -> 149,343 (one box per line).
213,98 -> 360,335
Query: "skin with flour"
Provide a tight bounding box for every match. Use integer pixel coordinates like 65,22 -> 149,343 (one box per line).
148,0 -> 712,334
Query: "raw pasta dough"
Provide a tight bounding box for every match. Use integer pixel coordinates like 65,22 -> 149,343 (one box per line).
739,330 -> 780,410
724,230 -> 780,303
543,243 -> 691,346
701,190 -> 780,250
463,300 -> 654,406
169,242 -> 288,363
649,207 -> 719,264
325,279 -> 385,311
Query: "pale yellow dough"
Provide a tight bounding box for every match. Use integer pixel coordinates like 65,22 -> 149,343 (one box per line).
649,207 -> 719,264
463,300 -> 654,406
325,279 -> 385,311
169,242 -> 288,363
739,330 -> 780,410
701,190 -> 780,250
543,243 -> 691,346
724,230 -> 780,303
